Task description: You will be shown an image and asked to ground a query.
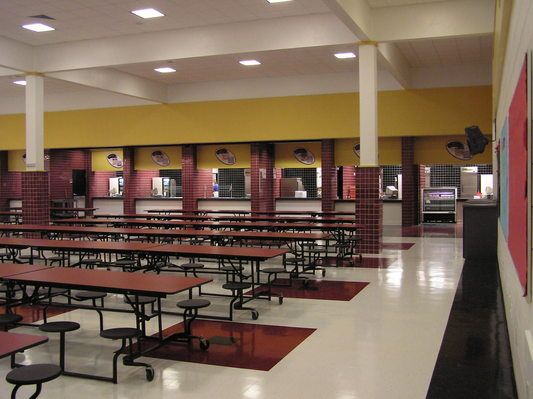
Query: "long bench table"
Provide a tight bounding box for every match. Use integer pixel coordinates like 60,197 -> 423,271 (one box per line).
145,208 -> 356,217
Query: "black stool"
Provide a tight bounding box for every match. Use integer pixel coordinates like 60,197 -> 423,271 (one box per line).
0,313 -> 23,331
78,259 -> 102,269
38,321 -> 80,372
74,291 -> 107,331
222,282 -> 258,320
179,263 -> 204,277
99,327 -> 154,383
112,258 -> 137,272
174,299 -> 210,350
123,295 -> 156,336
260,268 -> 287,303
6,363 -> 61,399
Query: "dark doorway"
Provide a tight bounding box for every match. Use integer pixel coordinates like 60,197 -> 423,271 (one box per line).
72,169 -> 87,196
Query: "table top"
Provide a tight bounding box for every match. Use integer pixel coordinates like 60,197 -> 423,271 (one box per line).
0,331 -> 48,359
0,224 -> 331,241
3,267 -> 212,297
54,218 -> 364,230
148,244 -> 288,260
0,263 -> 53,278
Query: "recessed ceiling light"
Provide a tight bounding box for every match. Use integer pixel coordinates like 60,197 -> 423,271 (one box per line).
131,8 -> 165,19
334,52 -> 356,59
22,23 -> 55,32
13,80 -> 27,86
267,0 -> 293,3
154,67 -> 176,73
239,60 -> 261,66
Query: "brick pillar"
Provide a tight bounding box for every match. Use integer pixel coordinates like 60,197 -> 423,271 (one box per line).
22,172 -> 50,225
122,147 -> 135,214
0,152 -> 11,213
251,143 -> 275,212
182,145 -> 198,212
355,167 -> 382,253
401,137 -> 419,226
321,139 -> 336,211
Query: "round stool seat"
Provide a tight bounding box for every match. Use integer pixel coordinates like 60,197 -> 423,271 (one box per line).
100,327 -> 141,340
261,267 -> 286,274
75,291 -> 107,300
80,259 -> 101,265
220,265 -> 244,272
284,257 -> 305,264
114,259 -> 135,266
0,313 -> 23,325
6,364 -> 62,385
47,255 -> 67,261
176,299 -> 210,310
39,321 -> 80,333
222,282 -> 251,291
180,263 -> 204,270
124,295 -> 156,305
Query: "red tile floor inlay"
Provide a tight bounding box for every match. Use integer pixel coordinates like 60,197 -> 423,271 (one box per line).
0,305 -> 73,324
249,279 -> 369,301
141,320 -> 316,371
383,223 -> 463,238
382,243 -> 415,250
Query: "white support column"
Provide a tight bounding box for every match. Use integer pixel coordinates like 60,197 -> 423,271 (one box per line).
25,74 -> 45,171
359,42 -> 379,166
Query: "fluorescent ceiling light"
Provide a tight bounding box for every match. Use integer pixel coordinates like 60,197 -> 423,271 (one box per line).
154,67 -> 176,73
22,23 -> 55,32
267,0 -> 293,3
239,60 -> 261,66
334,52 -> 356,59
131,8 -> 164,18
13,80 -> 27,86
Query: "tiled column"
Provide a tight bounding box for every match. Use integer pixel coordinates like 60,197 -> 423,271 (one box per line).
182,145 -> 198,212
0,152 -> 11,212
321,139 -> 336,211
401,137 -> 419,226
355,167 -> 382,254
122,147 -> 136,214
22,172 -> 50,225
251,143 -> 275,212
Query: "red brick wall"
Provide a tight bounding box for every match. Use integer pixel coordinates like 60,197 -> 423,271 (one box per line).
273,168 -> 282,198
195,169 -> 214,199
343,166 -> 356,199
401,137 -> 419,226
0,151 -> 22,210
122,147 -> 158,214
49,149 -> 90,200
22,171 -> 50,225
251,143 -> 275,212
355,167 -> 382,253
321,139 -> 336,211
182,145 -> 198,212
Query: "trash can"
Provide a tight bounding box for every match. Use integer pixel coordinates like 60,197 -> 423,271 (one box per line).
462,200 -> 497,260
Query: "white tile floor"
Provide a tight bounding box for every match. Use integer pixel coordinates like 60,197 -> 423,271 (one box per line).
0,235 -> 464,399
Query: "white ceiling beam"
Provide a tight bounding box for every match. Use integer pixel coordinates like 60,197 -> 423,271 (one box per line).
0,66 -> 22,77
322,0 -> 372,40
45,69 -> 167,103
0,35 -> 33,72
373,0 -> 494,43
377,42 -> 411,89
34,14 -> 356,73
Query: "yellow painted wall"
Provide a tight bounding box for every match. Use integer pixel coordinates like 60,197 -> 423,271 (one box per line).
0,86 -> 491,150
91,149 -> 124,172
275,142 -> 322,168
335,137 -> 401,166
8,150 -> 26,172
414,135 -> 493,165
134,146 -> 182,170
197,144 -> 250,169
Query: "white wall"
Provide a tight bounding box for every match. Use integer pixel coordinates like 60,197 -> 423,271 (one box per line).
495,1 -> 533,397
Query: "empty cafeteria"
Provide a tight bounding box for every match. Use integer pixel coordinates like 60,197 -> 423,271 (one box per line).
0,0 -> 525,398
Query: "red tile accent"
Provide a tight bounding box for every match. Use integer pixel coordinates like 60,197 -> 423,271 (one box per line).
324,256 -> 395,268
250,279 -> 369,301
140,320 -> 316,371
122,147 -> 158,213
22,171 -> 50,225
382,242 -> 415,250
251,143 -> 275,212
401,137 -> 420,226
321,139 -> 336,211
355,166 -> 382,254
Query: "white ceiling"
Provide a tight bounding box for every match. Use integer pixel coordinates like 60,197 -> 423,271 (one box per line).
114,45 -> 359,84
367,0 -> 447,8
396,35 -> 493,68
0,0 -> 329,45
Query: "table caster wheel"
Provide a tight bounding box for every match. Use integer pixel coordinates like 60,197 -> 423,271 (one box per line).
251,310 -> 259,320
278,296 -> 284,305
200,338 -> 210,351
145,367 -> 154,381
321,269 -> 326,277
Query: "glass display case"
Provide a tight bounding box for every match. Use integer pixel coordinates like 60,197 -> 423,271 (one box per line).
421,187 -> 457,223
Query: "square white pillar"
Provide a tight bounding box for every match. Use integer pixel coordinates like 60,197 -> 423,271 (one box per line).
25,74 -> 45,171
